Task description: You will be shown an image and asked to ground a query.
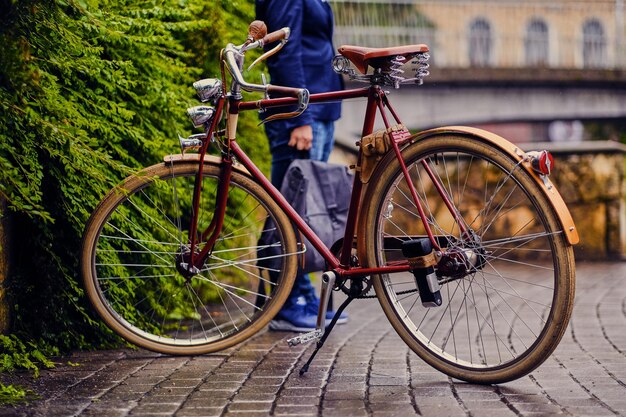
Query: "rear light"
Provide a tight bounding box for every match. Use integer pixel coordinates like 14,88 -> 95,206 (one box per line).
527,150 -> 554,176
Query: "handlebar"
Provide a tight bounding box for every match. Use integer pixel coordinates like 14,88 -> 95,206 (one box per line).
262,27 -> 291,45
222,21 -> 308,121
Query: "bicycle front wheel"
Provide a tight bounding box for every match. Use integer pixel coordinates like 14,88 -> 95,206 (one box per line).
360,135 -> 575,384
81,160 -> 298,355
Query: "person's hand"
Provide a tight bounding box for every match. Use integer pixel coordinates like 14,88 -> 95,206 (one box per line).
288,125 -> 313,151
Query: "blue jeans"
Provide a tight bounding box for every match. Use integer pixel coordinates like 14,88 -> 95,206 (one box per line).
267,120 -> 336,308
310,121 -> 335,162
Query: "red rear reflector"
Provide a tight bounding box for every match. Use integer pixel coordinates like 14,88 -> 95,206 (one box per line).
528,150 -> 554,176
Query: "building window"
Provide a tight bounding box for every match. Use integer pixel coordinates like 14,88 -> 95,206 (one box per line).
525,19 -> 549,66
582,19 -> 607,68
469,18 -> 492,67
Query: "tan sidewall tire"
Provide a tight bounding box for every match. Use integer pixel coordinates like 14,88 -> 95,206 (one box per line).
358,135 -> 576,384
81,161 -> 298,355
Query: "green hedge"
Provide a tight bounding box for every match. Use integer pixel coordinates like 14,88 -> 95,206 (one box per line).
0,0 -> 269,355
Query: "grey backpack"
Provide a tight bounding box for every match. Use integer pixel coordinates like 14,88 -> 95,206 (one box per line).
277,159 -> 354,273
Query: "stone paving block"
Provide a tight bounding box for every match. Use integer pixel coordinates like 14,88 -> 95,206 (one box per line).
281,386 -> 322,396
145,386 -> 193,397
322,399 -> 367,409
139,393 -> 188,405
513,401 -> 567,413
562,406 -> 618,416
196,380 -> 242,390
417,404 -> 467,417
80,408 -> 129,417
196,373 -> 247,383
327,374 -> 366,384
319,408 -> 368,417
180,395 -> 231,408
273,404 -> 319,416
323,389 -> 365,401
237,385 -> 281,396
122,376 -> 165,385
275,395 -> 320,406
459,399 -> 510,409
231,392 -> 276,402
193,388 -> 234,399
158,379 -> 200,389
371,411 -> 418,417
227,401 -> 273,412
176,406 -> 224,417
223,411 -> 272,417
283,377 -> 325,388
130,402 -> 180,414
324,381 -> 366,391
502,393 -> 546,403
455,390 -> 502,401
245,376 -> 285,386
369,376 -> 408,386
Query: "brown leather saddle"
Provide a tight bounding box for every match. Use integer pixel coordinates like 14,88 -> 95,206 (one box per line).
338,44 -> 429,74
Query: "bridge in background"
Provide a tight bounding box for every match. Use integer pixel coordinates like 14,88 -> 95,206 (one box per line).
329,0 -> 626,147
335,68 -> 626,146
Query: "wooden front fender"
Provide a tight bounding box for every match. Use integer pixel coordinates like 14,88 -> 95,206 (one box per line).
163,153 -> 251,176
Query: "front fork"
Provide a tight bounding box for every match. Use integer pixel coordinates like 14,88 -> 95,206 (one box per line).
183,156 -> 233,276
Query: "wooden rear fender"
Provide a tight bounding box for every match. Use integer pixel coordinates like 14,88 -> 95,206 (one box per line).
374,126 -> 580,245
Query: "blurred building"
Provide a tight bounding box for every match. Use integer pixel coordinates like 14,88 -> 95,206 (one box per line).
332,0 -> 624,69
329,0 -> 626,145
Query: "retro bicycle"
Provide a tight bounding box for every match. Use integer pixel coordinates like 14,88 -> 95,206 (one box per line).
81,21 -> 578,384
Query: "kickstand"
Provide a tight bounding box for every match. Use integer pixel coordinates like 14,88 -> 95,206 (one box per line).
299,294 -> 355,375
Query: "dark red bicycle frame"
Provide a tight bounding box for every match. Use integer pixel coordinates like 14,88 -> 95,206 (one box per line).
186,84 -> 463,278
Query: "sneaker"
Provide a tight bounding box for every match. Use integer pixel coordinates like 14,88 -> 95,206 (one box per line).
304,293 -> 348,325
269,302 -> 318,332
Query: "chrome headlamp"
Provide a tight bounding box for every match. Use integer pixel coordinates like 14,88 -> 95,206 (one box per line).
193,78 -> 222,103
187,105 -> 215,128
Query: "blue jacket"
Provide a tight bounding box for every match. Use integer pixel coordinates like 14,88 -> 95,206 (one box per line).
255,0 -> 343,138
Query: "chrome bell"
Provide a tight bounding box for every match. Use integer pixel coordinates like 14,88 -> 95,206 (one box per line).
178,133 -> 205,153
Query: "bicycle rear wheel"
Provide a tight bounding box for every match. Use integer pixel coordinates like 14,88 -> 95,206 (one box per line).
360,135 -> 575,384
81,160 -> 298,355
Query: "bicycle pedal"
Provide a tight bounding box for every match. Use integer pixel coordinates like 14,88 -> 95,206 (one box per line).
287,329 -> 323,347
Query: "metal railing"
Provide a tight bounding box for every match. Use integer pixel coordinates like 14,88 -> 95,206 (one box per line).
330,0 -> 625,69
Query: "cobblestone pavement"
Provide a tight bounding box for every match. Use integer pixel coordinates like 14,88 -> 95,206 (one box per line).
2,262 -> 625,417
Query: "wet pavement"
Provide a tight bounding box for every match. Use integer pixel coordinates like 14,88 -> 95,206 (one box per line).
1,261 -> 625,417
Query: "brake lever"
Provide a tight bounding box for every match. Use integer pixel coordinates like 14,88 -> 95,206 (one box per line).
259,88 -> 310,125
247,40 -> 287,71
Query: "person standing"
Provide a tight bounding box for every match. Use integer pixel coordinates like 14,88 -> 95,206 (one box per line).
255,0 -> 346,331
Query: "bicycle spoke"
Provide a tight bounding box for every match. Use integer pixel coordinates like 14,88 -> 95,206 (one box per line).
86,166 -> 295,350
